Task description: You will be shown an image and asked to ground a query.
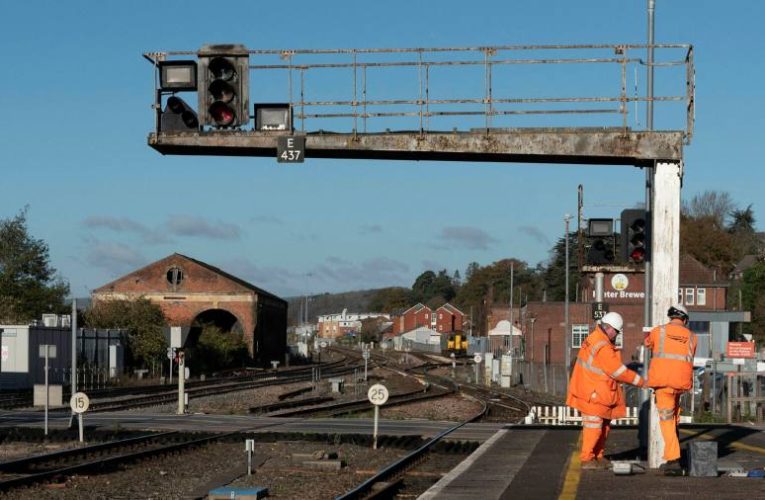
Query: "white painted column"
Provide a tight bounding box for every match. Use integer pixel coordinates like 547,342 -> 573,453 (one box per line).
647,160 -> 682,468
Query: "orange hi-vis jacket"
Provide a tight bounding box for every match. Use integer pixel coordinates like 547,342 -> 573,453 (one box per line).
645,321 -> 697,391
567,326 -> 644,420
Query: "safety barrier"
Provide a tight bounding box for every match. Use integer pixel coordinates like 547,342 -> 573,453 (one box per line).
528,406 -> 639,426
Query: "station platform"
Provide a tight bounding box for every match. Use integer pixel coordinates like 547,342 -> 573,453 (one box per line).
420,424 -> 765,499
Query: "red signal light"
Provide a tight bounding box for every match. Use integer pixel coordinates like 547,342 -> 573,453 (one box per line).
209,102 -> 235,126
630,247 -> 646,263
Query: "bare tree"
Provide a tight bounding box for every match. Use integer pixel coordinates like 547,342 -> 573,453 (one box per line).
681,191 -> 734,227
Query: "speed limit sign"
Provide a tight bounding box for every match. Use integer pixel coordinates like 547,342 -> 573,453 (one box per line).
367,384 -> 389,406
473,353 -> 483,364
70,392 -> 90,414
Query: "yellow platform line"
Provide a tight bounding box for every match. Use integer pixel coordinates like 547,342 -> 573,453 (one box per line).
559,434 -> 582,500
680,429 -> 765,455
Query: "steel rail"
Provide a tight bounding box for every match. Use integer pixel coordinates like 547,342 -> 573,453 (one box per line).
0,431 -> 235,492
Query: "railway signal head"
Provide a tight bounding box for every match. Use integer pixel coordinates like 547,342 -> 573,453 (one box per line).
197,44 -> 250,129
160,96 -> 199,132
620,208 -> 649,265
586,218 -> 615,265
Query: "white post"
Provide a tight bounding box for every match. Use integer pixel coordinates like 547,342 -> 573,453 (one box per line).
177,351 -> 185,415
647,160 -> 682,469
78,413 -> 84,443
372,405 -> 380,449
44,348 -> 49,436
70,299 -> 77,429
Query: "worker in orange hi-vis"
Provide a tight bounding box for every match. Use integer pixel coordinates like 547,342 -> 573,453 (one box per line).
567,312 -> 646,470
645,304 -> 697,472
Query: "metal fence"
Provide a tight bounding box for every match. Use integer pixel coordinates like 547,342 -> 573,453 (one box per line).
516,361 -> 571,398
149,43 -> 694,139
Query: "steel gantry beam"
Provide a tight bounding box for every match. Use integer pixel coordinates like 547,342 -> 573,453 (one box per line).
148,128 -> 683,167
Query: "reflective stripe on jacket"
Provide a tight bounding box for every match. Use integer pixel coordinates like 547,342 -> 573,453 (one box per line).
645,321 -> 696,391
566,327 -> 642,419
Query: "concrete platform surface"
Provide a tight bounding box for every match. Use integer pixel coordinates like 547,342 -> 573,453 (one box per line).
420,424 -> 765,499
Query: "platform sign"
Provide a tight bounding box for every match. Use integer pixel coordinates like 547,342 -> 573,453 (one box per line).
367,383 -> 389,406
39,345 -> 57,358
70,392 -> 90,413
726,342 -> 755,359
277,136 -> 305,163
592,302 -> 609,321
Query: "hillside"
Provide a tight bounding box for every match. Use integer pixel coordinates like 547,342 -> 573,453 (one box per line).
286,288 -> 386,325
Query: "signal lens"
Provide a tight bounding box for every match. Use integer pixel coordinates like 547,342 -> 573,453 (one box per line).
630,247 -> 646,263
208,57 -> 236,81
209,80 -> 235,103
209,102 -> 235,126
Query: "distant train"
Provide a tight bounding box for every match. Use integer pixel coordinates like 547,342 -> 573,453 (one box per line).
446,331 -> 468,356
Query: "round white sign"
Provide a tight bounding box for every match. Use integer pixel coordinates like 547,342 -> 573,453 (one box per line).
362,351 -> 370,360
611,273 -> 629,291
367,383 -> 389,406
70,392 -> 90,414
473,354 -> 483,364
320,341 -> 328,349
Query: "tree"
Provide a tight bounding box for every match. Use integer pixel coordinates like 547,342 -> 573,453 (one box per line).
465,262 -> 480,282
680,213 -> 738,275
728,205 -> 760,257
452,269 -> 462,288
0,208 -> 69,322
740,261 -> 765,343
84,298 -> 167,368
369,287 -> 415,313
187,323 -> 248,373
682,191 -> 734,227
411,269 -> 456,304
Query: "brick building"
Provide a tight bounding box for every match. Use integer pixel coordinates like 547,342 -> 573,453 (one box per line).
91,253 -> 287,365
391,303 -> 464,336
505,255 -> 742,367
317,310 -> 390,339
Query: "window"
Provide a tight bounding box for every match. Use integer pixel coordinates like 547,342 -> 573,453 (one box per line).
696,288 -> 706,306
685,288 -> 695,306
678,288 -> 683,304
572,324 -> 589,348
166,266 -> 184,287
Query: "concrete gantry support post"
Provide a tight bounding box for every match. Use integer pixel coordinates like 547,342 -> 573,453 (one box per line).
647,160 -> 683,469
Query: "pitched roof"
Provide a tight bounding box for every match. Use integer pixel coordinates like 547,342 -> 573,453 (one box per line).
437,302 -> 465,315
94,253 -> 285,304
679,254 -> 725,285
400,303 -> 430,315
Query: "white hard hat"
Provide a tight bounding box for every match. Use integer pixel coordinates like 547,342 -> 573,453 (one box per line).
668,304 -> 689,320
600,312 -> 623,333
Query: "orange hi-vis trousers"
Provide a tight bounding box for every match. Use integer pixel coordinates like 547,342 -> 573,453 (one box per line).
580,414 -> 612,462
655,387 -> 682,462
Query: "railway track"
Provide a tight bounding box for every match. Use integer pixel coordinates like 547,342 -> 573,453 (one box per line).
0,430 -> 234,492
9,353 -> 364,413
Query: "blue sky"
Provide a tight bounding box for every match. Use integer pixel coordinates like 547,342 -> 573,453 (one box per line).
1,1 -> 763,298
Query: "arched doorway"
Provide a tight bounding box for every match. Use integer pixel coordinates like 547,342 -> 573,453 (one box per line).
186,309 -> 248,374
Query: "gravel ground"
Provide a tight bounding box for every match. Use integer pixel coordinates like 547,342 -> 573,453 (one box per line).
0,438 -> 468,499
0,359 -> 485,498
125,368 -> 426,416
